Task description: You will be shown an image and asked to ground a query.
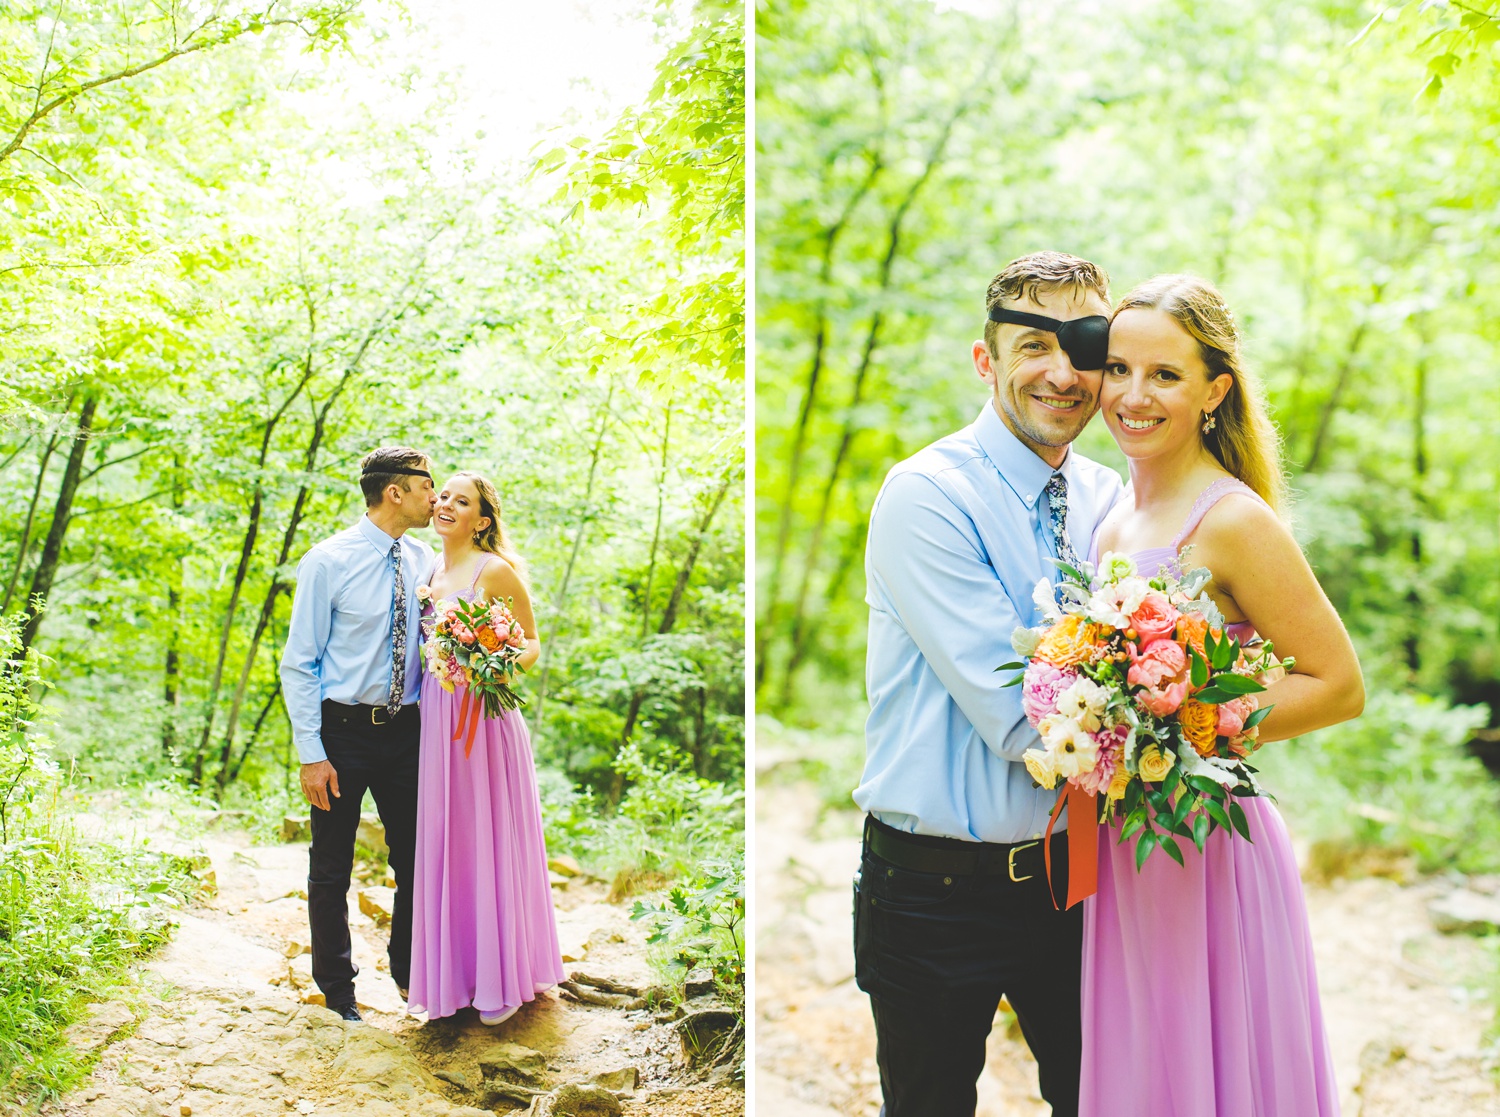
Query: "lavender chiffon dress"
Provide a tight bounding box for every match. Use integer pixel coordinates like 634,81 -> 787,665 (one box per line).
1079,478 -> 1340,1116
407,557 -> 565,1021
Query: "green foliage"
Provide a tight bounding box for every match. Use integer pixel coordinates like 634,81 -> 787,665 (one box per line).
631,855 -> 744,1000
1256,691 -> 1500,871
541,0 -> 745,383
0,614 -> 195,1106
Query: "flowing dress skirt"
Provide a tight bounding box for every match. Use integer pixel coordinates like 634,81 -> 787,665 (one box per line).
408,675 -> 566,1020
1080,797 -> 1340,1116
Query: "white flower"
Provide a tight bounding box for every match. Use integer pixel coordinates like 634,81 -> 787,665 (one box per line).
1032,578 -> 1063,624
1038,715 -> 1101,779
1099,552 -> 1137,582
1084,576 -> 1152,628
1053,678 -> 1109,733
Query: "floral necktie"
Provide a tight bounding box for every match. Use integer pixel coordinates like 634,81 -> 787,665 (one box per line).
1044,472 -> 1079,594
387,543 -> 406,716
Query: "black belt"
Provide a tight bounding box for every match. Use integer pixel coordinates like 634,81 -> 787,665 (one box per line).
864,816 -> 1051,883
322,699 -> 418,727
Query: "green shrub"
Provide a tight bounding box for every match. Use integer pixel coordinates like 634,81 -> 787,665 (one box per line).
632,855 -> 744,1005
0,617 -> 193,1106
1257,690 -> 1500,871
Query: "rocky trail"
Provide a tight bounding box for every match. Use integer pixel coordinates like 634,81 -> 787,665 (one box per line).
756,758 -> 1500,1116
47,811 -> 743,1117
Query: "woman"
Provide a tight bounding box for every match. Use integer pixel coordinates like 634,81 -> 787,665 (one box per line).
1079,275 -> 1363,1115
407,471 -> 566,1024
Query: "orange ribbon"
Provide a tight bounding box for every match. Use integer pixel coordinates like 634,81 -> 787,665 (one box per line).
1043,784 -> 1099,910
451,689 -> 482,758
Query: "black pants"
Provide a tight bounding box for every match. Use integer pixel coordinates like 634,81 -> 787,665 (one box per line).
854,817 -> 1083,1117
308,701 -> 420,1008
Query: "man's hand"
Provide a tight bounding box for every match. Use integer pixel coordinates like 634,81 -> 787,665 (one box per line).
300,760 -> 341,812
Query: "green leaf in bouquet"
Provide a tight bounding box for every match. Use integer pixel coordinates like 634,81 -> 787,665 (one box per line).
1159,835 -> 1186,867
1119,811 -> 1146,842
994,661 -> 1024,672
1186,775 -> 1222,796
1205,673 -> 1266,696
1188,645 -> 1209,688
1169,791 -> 1194,830
1192,686 -> 1232,703
1241,705 -> 1273,731
1049,558 -> 1088,585
1162,764 -> 1182,799
1192,812 -> 1211,853
1123,779 -> 1143,816
1135,831 -> 1158,872
1000,674 -> 1024,688
1204,798 -> 1232,832
1210,630 -> 1235,671
1229,801 -> 1252,842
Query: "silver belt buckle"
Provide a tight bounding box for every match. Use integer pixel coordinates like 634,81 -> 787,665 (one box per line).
1008,840 -> 1040,882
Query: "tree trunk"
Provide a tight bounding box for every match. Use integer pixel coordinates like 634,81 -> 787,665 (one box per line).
757,152 -> 884,694
612,465 -> 736,802
774,106 -> 965,710
530,382 -> 615,737
20,393 -> 98,651
162,460 -> 185,757
1405,318 -> 1429,675
1303,282 -> 1386,472
2,423 -> 63,614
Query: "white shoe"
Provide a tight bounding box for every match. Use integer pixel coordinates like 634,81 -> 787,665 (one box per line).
479,1005 -> 519,1026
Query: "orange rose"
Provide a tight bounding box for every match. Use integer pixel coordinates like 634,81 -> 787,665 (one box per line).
1175,613 -> 1209,657
475,625 -> 502,653
1178,698 -> 1219,757
1034,615 -> 1105,668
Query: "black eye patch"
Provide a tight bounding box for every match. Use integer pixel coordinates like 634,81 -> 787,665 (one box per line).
987,307 -> 1110,372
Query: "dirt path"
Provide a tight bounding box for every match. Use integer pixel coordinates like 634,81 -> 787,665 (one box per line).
756,756 -> 1500,1116
48,817 -> 743,1117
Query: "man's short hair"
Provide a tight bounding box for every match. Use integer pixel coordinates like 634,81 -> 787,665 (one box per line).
983,251 -> 1111,356
359,446 -> 429,507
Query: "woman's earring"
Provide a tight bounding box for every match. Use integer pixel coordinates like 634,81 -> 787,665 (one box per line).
1201,411 -> 1217,435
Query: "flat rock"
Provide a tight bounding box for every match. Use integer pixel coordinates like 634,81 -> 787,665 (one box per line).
548,855 -> 583,878
1429,889 -> 1500,934
538,1082 -> 622,1116
63,1002 -> 135,1054
588,1065 -> 640,1092
281,815 -> 311,842
477,1040 -> 548,1084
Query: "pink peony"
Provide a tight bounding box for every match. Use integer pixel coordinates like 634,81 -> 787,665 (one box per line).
1129,592 -> 1179,644
1215,694 -> 1258,739
1074,726 -> 1127,796
1128,639 -> 1190,717
452,621 -> 476,645
1022,662 -> 1078,728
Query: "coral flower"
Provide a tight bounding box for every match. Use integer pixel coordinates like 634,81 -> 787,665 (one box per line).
1175,613 -> 1209,657
475,625 -> 502,653
1130,592 -> 1179,644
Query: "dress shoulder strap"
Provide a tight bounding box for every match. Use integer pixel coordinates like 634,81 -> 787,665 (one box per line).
468,553 -> 494,591
1171,477 -> 1267,550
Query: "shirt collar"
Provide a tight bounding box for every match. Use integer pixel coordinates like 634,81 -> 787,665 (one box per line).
973,400 -> 1074,510
357,514 -> 400,554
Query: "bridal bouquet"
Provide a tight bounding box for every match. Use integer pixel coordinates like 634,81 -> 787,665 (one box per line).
1003,553 -> 1291,870
420,588 -> 529,719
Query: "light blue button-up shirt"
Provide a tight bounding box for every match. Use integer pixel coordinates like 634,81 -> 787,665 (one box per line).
280,516 -> 434,764
854,401 -> 1124,844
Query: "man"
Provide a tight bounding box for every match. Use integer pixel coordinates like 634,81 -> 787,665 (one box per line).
280,446 -> 437,1022
853,252 -> 1124,1116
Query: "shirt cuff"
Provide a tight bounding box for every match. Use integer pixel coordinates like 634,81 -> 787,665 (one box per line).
293,732 -> 327,765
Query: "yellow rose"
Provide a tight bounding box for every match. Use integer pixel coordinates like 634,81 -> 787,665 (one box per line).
1106,767 -> 1131,803
1034,615 -> 1105,669
1178,698 -> 1219,758
1023,748 -> 1060,790
1137,744 -> 1175,783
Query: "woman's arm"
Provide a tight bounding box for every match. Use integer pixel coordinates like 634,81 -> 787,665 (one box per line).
477,558 -> 542,673
1191,495 -> 1365,742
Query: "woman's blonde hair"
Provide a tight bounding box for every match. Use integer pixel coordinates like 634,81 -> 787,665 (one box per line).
452,470 -> 528,583
1113,274 -> 1286,513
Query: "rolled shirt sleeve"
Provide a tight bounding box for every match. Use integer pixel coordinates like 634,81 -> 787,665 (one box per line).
280,551 -> 333,765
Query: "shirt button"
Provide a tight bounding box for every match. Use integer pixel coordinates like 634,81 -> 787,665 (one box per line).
887,868 -> 894,877
943,876 -> 953,885
1032,833 -> 1043,840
